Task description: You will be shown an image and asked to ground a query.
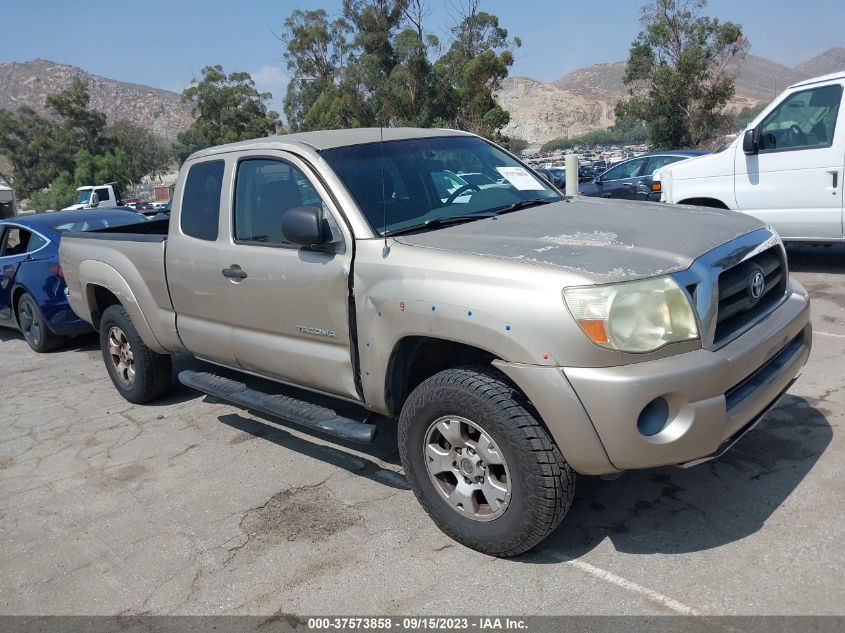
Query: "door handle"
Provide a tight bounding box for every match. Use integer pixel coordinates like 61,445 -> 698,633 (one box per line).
830,170 -> 839,190
222,267 -> 247,279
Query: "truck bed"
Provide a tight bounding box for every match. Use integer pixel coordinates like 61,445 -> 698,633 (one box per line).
59,218 -> 178,353
64,216 -> 170,240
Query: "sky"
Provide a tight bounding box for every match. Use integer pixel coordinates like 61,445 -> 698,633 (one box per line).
2,0 -> 843,113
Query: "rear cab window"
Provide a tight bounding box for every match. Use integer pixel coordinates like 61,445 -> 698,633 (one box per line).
180,160 -> 225,241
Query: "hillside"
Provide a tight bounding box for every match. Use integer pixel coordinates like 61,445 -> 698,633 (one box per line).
794,47 -> 845,77
500,48 -> 845,145
2,50 -> 843,150
0,59 -> 193,141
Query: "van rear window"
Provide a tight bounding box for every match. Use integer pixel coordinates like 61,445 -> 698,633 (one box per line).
181,160 -> 224,241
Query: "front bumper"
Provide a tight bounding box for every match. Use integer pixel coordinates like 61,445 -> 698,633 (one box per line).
564,281 -> 811,470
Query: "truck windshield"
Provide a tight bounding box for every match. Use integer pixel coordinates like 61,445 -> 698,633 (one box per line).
320,135 -> 561,236
75,190 -> 92,205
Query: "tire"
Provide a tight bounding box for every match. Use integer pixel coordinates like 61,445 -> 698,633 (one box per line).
99,304 -> 172,404
398,366 -> 575,557
17,292 -> 65,353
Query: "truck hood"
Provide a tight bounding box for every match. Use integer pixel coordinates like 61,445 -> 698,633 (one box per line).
395,196 -> 765,284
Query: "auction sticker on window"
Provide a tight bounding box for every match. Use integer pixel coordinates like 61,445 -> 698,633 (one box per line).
495,166 -> 545,191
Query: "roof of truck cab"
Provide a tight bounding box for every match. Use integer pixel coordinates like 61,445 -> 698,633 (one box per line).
187,127 -> 476,160
789,71 -> 845,89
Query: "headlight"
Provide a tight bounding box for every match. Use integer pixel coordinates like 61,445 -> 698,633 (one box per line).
563,276 -> 699,353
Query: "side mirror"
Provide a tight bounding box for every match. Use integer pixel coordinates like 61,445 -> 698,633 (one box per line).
90,192 -> 100,208
742,128 -> 758,155
281,205 -> 328,248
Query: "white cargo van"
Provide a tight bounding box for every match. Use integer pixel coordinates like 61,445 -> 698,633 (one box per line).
660,71 -> 844,242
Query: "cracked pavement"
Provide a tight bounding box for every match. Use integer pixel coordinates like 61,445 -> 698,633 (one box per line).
1,244 -> 843,616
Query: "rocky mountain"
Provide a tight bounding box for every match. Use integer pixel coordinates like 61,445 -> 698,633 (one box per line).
794,47 -> 845,78
0,59 -> 193,142
3,50 -> 844,149
499,48 -> 845,145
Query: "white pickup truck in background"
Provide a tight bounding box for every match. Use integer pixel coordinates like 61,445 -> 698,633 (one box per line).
0,184 -> 17,219
660,71 -> 845,242
62,183 -> 123,210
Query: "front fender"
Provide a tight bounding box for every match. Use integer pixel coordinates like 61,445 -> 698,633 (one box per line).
351,241 -> 595,412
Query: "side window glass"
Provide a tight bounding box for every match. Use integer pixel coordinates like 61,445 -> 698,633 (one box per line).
2,227 -> 31,256
234,158 -> 324,245
759,84 -> 842,151
27,233 -> 48,252
644,155 -> 682,176
603,158 -> 644,181
94,187 -> 111,202
181,160 -> 224,241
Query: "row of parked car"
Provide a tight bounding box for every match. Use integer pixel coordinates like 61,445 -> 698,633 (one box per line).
535,150 -> 708,202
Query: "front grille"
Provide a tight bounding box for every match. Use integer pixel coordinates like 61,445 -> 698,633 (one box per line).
713,246 -> 786,345
724,331 -> 804,410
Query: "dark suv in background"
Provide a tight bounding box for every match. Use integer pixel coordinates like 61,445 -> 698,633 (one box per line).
580,150 -> 708,201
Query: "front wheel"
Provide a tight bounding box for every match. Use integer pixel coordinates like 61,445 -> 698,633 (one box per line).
398,366 -> 575,557
100,304 -> 172,403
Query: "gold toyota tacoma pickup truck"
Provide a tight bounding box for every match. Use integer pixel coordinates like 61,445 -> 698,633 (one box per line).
60,128 -> 811,556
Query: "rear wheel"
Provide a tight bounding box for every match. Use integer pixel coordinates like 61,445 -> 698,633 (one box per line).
17,293 -> 65,353
398,366 -> 575,557
100,304 -> 172,403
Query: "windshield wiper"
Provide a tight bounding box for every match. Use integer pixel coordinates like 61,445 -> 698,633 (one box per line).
385,213 -> 495,237
384,199 -> 557,237
490,198 -> 556,215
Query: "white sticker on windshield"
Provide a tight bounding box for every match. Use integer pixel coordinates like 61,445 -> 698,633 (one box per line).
495,166 -> 545,191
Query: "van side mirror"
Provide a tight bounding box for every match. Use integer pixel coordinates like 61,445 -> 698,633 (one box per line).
742,128 -> 758,155
90,192 -> 100,207
282,206 -> 328,248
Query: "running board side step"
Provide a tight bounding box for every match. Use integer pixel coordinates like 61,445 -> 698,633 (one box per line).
178,370 -> 377,443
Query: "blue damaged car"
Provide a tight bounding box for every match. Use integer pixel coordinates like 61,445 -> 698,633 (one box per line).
0,209 -> 146,352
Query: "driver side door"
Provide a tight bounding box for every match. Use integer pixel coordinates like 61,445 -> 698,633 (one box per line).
734,82 -> 844,239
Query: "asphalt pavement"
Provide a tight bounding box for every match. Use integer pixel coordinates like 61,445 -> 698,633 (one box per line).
0,244 -> 843,616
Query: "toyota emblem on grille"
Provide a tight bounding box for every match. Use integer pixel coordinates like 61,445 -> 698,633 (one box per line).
748,270 -> 765,301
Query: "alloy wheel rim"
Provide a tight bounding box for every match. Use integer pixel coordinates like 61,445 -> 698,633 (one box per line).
107,326 -> 135,387
423,415 -> 511,522
20,301 -> 40,347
